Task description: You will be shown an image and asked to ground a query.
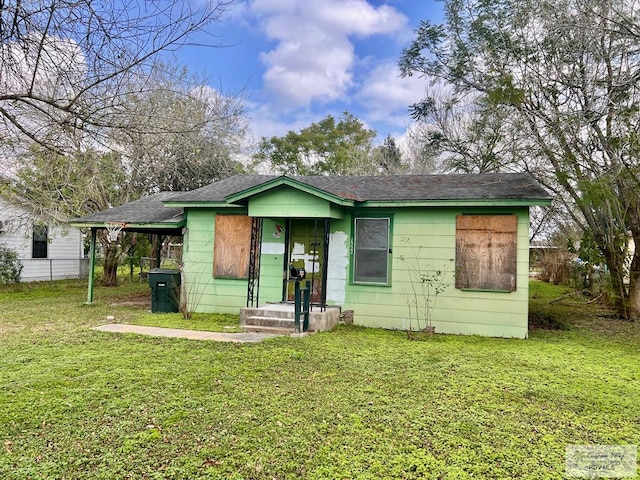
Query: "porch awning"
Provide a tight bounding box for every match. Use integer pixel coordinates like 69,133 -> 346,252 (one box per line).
69,191 -> 185,235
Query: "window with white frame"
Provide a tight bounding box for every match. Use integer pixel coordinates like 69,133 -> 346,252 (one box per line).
32,224 -> 48,259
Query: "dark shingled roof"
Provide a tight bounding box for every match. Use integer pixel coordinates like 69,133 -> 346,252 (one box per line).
167,175 -> 278,203
71,191 -> 184,225
169,173 -> 551,203
71,173 -> 550,227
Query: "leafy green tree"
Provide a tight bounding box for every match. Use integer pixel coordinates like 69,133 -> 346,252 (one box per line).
254,112 -> 378,175
400,0 -> 640,319
372,134 -> 408,174
10,148 -> 133,286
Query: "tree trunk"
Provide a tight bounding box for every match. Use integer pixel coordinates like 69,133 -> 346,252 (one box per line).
102,257 -> 119,287
628,273 -> 640,321
601,246 -> 629,319
151,235 -> 163,268
627,239 -> 640,321
102,241 -> 120,287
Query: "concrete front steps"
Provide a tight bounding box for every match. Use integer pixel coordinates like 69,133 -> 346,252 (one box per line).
239,303 -> 341,334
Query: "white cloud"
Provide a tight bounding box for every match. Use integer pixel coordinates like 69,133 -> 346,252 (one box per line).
245,98 -> 335,140
356,60 -> 425,129
247,0 -> 407,108
311,2 -> 406,36
1,33 -> 86,100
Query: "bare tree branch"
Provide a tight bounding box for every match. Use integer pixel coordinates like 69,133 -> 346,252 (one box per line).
0,0 -> 232,153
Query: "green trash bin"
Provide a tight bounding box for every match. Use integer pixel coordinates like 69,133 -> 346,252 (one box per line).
148,268 -> 181,313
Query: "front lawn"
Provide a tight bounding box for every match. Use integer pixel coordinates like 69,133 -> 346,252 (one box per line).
0,279 -> 638,479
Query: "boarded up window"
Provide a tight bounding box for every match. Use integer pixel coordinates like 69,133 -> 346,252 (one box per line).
213,215 -> 252,278
455,215 -> 517,291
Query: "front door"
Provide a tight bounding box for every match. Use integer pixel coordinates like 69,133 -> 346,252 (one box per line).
285,219 -> 325,303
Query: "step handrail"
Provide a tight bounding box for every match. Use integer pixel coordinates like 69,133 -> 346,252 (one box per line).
294,280 -> 311,334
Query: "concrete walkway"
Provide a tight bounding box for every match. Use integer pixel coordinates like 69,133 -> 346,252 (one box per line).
93,324 -> 282,343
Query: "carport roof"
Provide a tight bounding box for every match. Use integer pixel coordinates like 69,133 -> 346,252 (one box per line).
69,191 -> 185,233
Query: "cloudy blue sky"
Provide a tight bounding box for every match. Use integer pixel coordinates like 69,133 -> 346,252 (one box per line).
174,0 -> 444,142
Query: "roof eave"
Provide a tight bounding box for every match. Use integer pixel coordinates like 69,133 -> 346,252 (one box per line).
163,201 -> 244,208
69,219 -> 186,230
358,198 -> 553,208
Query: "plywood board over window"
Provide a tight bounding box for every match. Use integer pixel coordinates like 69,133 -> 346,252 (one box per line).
455,215 -> 517,291
213,214 -> 253,278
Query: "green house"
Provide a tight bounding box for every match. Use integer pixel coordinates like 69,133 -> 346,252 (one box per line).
73,173 -> 551,338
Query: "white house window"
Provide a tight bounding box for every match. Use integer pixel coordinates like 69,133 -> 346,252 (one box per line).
353,217 -> 390,284
33,225 -> 48,259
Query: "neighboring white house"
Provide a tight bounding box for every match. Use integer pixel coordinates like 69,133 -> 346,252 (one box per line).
0,197 -> 86,281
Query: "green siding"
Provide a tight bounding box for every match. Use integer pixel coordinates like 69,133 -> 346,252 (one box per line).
248,186 -> 343,218
182,203 -> 533,338
184,213 -> 290,310
182,208 -> 248,313
342,207 -> 531,338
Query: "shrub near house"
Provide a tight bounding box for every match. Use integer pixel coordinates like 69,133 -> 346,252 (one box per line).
0,244 -> 23,284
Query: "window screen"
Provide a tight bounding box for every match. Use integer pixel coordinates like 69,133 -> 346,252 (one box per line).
353,217 -> 390,284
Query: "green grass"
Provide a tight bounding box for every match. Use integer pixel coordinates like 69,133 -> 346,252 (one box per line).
0,278 -> 639,479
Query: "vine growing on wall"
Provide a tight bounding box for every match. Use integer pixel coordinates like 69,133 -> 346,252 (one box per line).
397,238 -> 454,339
174,242 -> 208,320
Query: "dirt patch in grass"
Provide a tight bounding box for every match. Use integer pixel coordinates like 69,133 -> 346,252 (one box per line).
110,290 -> 151,308
528,311 -> 571,330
